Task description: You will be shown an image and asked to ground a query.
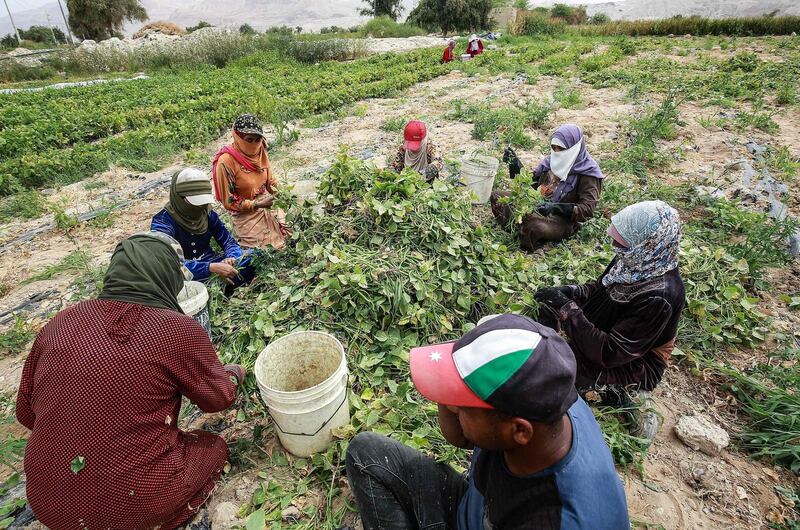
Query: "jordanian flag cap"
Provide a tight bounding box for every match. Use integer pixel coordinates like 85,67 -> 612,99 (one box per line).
410,314 -> 578,423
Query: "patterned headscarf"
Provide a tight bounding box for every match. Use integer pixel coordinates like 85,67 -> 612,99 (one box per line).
602,201 -> 681,287
232,114 -> 270,170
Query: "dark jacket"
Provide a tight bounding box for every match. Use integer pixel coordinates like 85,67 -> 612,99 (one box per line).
560,264 -> 686,391
536,170 -> 602,228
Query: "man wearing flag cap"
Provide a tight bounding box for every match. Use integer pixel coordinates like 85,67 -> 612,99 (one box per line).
345,314 -> 629,529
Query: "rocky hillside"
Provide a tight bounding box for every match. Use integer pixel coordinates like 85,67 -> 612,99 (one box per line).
530,0 -> 800,19
0,0 -> 419,38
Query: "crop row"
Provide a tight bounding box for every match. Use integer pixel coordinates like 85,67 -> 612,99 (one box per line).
0,49 -> 449,195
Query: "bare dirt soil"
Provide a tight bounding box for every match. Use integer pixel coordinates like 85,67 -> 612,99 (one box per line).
1,54 -> 798,529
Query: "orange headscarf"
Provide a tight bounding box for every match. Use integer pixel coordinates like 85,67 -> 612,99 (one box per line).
212,128 -> 275,205
232,130 -> 270,171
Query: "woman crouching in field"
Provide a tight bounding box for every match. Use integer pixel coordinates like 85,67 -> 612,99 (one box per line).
491,124 -> 604,251
213,114 -> 290,250
16,233 -> 245,529
535,200 -> 686,441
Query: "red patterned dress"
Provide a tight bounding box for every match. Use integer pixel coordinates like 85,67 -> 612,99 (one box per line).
16,299 -> 236,530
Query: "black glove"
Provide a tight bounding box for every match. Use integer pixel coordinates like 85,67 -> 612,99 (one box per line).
424,166 -> 439,182
537,202 -> 574,218
534,288 -> 571,310
503,147 -> 524,179
536,202 -> 554,216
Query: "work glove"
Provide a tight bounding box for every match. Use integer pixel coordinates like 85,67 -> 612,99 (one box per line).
425,166 -> 439,182
503,146 -> 524,179
536,202 -> 574,219
534,288 -> 572,311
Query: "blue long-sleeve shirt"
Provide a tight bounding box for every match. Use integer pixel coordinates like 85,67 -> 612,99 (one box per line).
150,209 -> 243,282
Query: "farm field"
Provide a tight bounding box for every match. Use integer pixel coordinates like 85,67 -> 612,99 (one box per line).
0,33 -> 799,529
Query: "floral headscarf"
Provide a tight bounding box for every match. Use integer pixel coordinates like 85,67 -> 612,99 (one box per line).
602,201 -> 681,287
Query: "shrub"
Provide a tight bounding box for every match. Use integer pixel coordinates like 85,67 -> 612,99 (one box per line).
576,15 -> 800,37
589,13 -> 610,25
520,13 -> 566,36
0,190 -> 46,221
407,0 -> 493,34
550,4 -> 587,25
287,39 -> 368,63
239,24 -> 257,35
0,62 -> 58,83
186,21 -> 212,33
360,16 -> 426,38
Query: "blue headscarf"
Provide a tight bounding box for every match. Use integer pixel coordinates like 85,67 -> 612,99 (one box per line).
603,201 -> 681,287
534,124 -> 604,203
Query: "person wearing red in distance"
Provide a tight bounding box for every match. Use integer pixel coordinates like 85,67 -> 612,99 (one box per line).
442,39 -> 456,63
345,314 -> 629,530
467,34 -> 484,57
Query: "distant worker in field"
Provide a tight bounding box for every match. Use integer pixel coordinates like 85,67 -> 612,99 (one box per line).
390,120 -> 443,182
213,114 -> 290,250
467,34 -> 484,57
490,124 -> 604,251
441,39 -> 456,63
535,200 -> 686,442
345,314 -> 630,530
16,233 -> 246,530
151,168 -> 256,295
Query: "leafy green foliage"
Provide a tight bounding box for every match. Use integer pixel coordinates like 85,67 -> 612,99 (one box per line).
239,24 -> 257,35
360,17 -> 426,38
0,25 -> 66,46
381,115 -> 409,132
0,317 -> 34,357
359,0 -> 404,20
407,0 -> 493,34
553,87 -> 583,109
520,14 -> 566,36
0,47 -> 451,195
603,93 -> 681,181
686,196 -> 799,282
447,99 -> 552,148
66,0 -> 148,41
576,15 -> 800,37
0,397 -> 26,473
186,21 -> 213,33
589,13 -> 611,25
0,189 -> 46,222
496,170 -> 543,225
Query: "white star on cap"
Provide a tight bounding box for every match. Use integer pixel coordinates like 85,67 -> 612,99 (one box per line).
429,351 -> 442,362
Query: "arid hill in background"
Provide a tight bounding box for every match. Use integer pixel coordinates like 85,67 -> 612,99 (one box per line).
568,0 -> 800,20
4,0 -> 800,39
0,0 -> 420,38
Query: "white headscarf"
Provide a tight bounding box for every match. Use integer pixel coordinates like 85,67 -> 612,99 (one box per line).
404,135 -> 429,173
549,137 -> 583,182
469,35 -> 480,51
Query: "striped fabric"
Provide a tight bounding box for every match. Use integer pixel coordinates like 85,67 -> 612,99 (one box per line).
453,329 -> 541,400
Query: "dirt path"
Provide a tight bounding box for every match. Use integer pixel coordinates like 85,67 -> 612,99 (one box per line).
1,60 -> 798,528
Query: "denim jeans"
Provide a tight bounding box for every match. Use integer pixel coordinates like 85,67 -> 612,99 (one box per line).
345,432 -> 468,530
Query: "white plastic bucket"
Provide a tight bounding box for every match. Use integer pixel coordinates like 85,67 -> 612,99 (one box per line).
461,154 -> 499,204
254,331 -> 350,457
178,281 -> 211,339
